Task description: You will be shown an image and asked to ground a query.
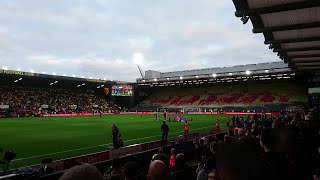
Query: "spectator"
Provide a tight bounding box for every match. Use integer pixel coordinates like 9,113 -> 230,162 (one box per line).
123,162 -> 140,180
171,154 -> 196,180
196,161 -> 206,180
104,158 -> 123,180
59,165 -> 103,180
169,148 -> 176,169
147,160 -> 169,180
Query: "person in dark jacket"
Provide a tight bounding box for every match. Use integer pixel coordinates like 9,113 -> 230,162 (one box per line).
161,121 -> 169,147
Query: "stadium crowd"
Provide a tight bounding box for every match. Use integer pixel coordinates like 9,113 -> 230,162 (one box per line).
0,87 -> 118,117
58,106 -> 320,180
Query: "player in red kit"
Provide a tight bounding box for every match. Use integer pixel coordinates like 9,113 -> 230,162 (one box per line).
226,116 -> 230,127
184,121 -> 189,135
216,118 -> 220,129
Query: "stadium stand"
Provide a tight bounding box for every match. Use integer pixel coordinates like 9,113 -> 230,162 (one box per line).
0,87 -> 118,118
133,80 -> 308,112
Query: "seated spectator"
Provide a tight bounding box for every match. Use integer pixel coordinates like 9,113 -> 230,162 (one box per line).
59,165 -> 103,180
237,128 -> 246,138
148,160 -> 169,180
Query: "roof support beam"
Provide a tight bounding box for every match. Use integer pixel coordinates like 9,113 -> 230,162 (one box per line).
235,1 -> 320,17
265,37 -> 320,44
253,22 -> 320,33
273,47 -> 320,52
285,54 -> 320,58
295,62 -> 320,66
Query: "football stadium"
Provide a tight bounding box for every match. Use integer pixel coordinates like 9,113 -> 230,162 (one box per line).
1,1 -> 320,180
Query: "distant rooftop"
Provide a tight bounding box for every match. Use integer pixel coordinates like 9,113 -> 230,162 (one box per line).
142,61 -> 290,81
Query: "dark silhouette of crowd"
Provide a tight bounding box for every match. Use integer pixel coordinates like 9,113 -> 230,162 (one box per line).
0,87 -> 118,117
58,106 -> 320,180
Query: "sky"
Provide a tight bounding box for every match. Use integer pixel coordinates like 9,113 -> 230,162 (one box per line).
0,0 -> 279,82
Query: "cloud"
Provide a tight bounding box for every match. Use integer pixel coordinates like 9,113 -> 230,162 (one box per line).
0,0 -> 279,82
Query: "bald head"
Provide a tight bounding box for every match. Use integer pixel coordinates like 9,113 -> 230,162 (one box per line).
148,160 -> 169,180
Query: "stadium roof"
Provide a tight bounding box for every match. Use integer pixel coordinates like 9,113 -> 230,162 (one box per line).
135,61 -> 295,86
232,0 -> 320,72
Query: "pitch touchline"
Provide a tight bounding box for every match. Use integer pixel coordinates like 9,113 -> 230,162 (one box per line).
12,125 -> 222,162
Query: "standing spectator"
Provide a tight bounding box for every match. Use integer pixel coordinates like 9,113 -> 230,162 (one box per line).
59,165 -> 103,180
123,162 -> 140,180
169,148 -> 176,169
103,158 -> 123,180
171,154 -> 196,180
184,121 -> 189,135
161,121 -> 169,147
147,160 -> 169,180
196,161 -> 207,180
215,118 -> 220,129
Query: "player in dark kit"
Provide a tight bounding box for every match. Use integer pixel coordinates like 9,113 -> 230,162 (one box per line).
161,121 -> 169,147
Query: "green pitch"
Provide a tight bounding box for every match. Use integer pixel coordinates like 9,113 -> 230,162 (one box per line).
0,114 -> 236,169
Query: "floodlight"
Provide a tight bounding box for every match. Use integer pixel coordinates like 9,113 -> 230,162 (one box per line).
30,69 -> 34,73
179,76 -> 183,80
133,52 -> 144,66
228,73 -> 233,75
167,78 -> 170,80
52,72 -> 56,75
72,75 -> 76,77
195,76 -> 199,78
81,76 -> 84,78
265,70 -> 269,73
63,74 -> 66,76
17,68 -> 21,71
245,70 -> 251,75
89,77 -> 92,79
111,79 -> 114,81
154,78 -> 157,81
241,15 -> 249,24
41,72 -> 46,74
103,78 -> 106,81
212,73 -> 217,77
2,66 -> 8,70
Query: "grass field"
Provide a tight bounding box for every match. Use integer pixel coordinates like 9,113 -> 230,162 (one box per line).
0,114 -> 235,169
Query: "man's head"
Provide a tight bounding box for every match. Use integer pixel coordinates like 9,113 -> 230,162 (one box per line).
238,128 -> 246,138
163,121 -> 166,124
174,153 -> 186,170
197,161 -> 204,170
170,148 -> 176,155
59,165 -> 103,180
147,160 -> 169,180
260,128 -> 274,152
124,162 -> 140,180
210,142 -> 218,154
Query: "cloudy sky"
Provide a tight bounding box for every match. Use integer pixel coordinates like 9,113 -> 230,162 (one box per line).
0,0 -> 279,82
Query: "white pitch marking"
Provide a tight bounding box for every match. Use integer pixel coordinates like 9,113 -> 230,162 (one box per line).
12,125 -> 219,162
